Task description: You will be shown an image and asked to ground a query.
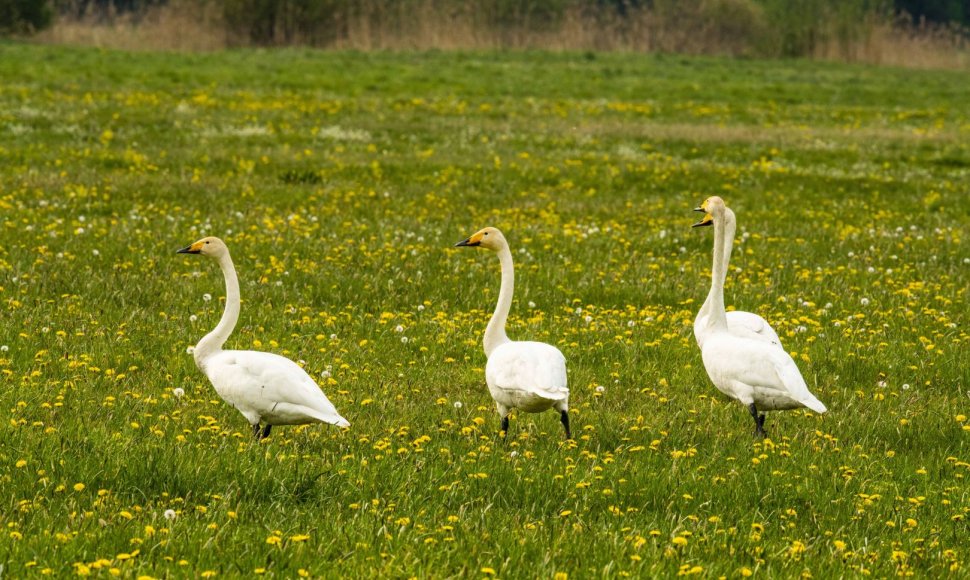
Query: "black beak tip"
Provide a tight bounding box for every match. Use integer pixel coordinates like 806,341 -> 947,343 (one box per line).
693,207 -> 705,213
177,245 -> 198,254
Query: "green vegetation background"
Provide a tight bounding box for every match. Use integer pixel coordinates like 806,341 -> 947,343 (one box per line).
0,45 -> 968,577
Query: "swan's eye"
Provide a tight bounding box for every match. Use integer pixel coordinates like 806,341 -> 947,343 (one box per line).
205,241 -> 210,245
484,232 -> 489,236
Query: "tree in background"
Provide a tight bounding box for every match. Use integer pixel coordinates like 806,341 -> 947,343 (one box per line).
894,0 -> 968,25
0,0 -> 53,33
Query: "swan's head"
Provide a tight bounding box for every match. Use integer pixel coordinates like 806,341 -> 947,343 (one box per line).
692,196 -> 726,228
455,227 -> 506,251
177,236 -> 229,259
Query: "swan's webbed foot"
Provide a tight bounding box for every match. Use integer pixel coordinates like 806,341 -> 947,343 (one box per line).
748,403 -> 767,438
261,424 -> 272,439
560,410 -> 572,440
500,416 -> 510,440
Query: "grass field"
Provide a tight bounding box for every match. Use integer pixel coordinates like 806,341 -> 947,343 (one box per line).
1,44 -> 968,577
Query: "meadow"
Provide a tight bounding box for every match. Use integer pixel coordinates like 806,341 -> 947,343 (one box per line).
0,44 -> 968,577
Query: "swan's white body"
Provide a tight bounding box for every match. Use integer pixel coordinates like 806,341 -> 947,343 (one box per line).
201,350 -> 349,427
693,199 -> 826,432
486,341 -> 568,417
456,227 -> 570,437
178,237 -> 349,437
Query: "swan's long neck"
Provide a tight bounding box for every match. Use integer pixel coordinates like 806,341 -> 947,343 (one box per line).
484,244 -> 513,357
701,209 -> 735,333
194,252 -> 239,368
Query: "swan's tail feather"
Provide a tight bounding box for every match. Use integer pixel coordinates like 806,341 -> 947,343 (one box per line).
801,397 -> 827,414
306,407 -> 350,428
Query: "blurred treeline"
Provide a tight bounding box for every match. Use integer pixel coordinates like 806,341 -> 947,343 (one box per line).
2,0 -> 968,59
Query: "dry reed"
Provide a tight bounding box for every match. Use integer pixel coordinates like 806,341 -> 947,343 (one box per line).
35,0 -> 969,69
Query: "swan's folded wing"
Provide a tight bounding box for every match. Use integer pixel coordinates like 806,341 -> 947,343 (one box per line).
488,342 -> 568,400
217,351 -> 349,424
727,311 -> 782,346
764,347 -> 827,413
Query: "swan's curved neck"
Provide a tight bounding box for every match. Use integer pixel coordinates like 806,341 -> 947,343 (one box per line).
194,252 -> 239,367
484,244 -> 513,357
701,209 -> 736,332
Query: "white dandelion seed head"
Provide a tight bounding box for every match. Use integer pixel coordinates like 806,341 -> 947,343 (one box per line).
627,321 -> 635,328
528,301 -> 536,309
860,298 -> 870,306
92,249 -> 100,256
400,336 -> 409,344
595,385 -> 605,393
417,304 -> 425,311
173,387 -> 185,398
0,345 -> 7,352
321,370 -> 331,379
584,315 -> 593,323
189,315 -> 198,322
877,381 -> 887,388
902,384 -> 910,390
453,401 -> 463,409
329,334 -> 337,340
186,346 -> 195,355
202,293 -> 212,302
394,325 -> 404,333
164,509 -> 177,521
575,307 -> 583,315
510,451 -> 518,458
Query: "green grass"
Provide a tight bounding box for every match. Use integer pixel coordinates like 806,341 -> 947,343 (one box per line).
1,43 -> 968,577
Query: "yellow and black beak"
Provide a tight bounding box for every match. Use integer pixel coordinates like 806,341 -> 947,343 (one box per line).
455,234 -> 481,247
177,241 -> 203,254
692,206 -> 713,228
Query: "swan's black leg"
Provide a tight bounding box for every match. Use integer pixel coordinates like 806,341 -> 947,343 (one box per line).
748,403 -> 767,438
261,424 -> 272,439
252,424 -> 261,439
501,416 -> 510,439
560,410 -> 572,440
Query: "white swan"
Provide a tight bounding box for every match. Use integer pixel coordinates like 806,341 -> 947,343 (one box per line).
693,206 -> 781,349
455,227 -> 571,439
177,236 -> 349,439
692,198 -> 826,436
